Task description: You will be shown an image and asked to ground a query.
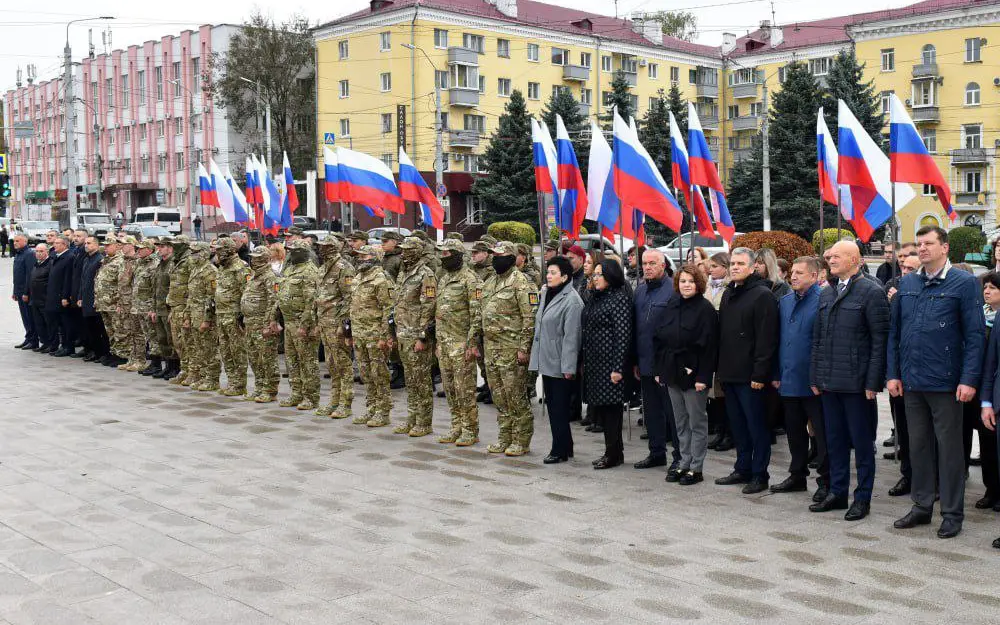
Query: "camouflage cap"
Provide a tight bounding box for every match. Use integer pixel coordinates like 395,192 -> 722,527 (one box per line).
154,236 -> 172,246
170,234 -> 191,246
399,236 -> 424,250
285,239 -> 312,250
445,232 -> 464,242
137,240 -> 156,250
286,226 -> 305,236
436,239 -> 465,254
471,240 -> 493,253
102,235 -> 119,246
118,235 -> 138,247
492,241 -> 517,256
381,230 -> 403,242
189,241 -> 211,253
410,229 -> 429,242
357,244 -> 377,257
249,246 -> 270,259
348,230 -> 369,242
215,237 -> 237,252
515,243 -> 531,257
479,235 -> 498,246
544,242 -> 559,252
316,235 -> 343,247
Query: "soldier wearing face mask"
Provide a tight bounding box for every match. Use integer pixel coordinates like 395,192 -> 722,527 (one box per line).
349,245 -> 396,427
315,236 -> 356,419
277,240 -> 321,410
242,247 -> 281,403
214,238 -> 250,397
185,241 -> 221,391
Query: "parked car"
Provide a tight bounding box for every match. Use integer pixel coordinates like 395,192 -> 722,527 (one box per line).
71,212 -> 115,238
367,226 -> 412,245
659,231 -> 740,264
19,221 -> 60,245
121,224 -> 173,240
573,234 -> 616,252
292,216 -> 317,229
133,206 -> 183,235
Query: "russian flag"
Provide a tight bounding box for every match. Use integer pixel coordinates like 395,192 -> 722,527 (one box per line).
668,112 -> 715,239
208,159 -> 235,222
554,115 -> 587,240
335,146 -> 405,214
323,146 -> 341,202
687,103 -> 735,243
837,99 -> 915,243
244,157 -> 259,229
586,119 -> 619,243
531,119 -> 562,230
197,163 -> 217,208
817,108 -> 840,207
224,166 -> 250,224
281,151 -> 298,229
611,109 -> 683,234
251,156 -> 277,235
889,93 -> 954,222
398,147 -> 444,230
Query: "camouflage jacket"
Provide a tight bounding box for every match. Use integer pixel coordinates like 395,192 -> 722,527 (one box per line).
240,265 -> 278,322
276,260 -> 319,327
117,256 -> 137,311
381,249 -> 403,283
187,261 -> 218,327
131,255 -> 159,315
152,254 -> 171,316
471,258 -> 494,283
214,256 -> 250,317
393,259 -> 437,339
316,257 -> 355,324
435,265 -> 482,346
481,266 -> 537,353
94,253 -> 123,313
520,262 -> 541,287
350,263 -> 395,339
166,248 -> 192,312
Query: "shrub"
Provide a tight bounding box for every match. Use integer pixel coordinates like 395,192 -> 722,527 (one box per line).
812,227 -> 855,254
947,226 -> 986,264
487,221 -> 537,246
731,231 -> 815,262
546,224 -> 589,242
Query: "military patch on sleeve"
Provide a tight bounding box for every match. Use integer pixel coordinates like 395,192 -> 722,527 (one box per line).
246,274 -> 252,283
474,287 -> 482,300
210,280 -> 217,291
273,283 -> 280,293
424,285 -> 436,298
528,292 -> 539,306
345,277 -> 353,286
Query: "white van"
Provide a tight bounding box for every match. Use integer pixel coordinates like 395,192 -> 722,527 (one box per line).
133,206 -> 183,235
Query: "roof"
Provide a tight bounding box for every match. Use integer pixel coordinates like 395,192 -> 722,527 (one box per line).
319,0 -> 719,57
730,0 -> 1000,57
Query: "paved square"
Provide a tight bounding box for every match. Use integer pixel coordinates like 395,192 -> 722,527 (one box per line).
1,257 -> 999,624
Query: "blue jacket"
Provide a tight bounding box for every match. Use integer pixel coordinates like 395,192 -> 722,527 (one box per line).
633,276 -> 674,376
12,245 -> 33,298
888,264 -> 985,392
79,251 -> 104,317
45,250 -> 74,312
777,283 -> 820,397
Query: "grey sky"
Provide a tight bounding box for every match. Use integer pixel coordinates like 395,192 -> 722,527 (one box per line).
0,0 -> 914,94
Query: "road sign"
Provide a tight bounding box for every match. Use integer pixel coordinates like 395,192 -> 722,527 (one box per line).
436,183 -> 447,198
155,190 -> 165,204
323,132 -> 336,145
0,154 -> 6,174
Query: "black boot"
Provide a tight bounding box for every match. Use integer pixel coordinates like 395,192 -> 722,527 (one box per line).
389,364 -> 406,390
161,359 -> 180,380
151,358 -> 170,379
140,357 -> 162,376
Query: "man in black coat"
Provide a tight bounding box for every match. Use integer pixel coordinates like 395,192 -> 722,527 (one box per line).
714,247 -> 779,494
809,241 -> 889,521
27,244 -> 54,351
46,236 -> 76,356
67,230 -> 88,356
11,235 -> 38,349
77,236 -> 109,360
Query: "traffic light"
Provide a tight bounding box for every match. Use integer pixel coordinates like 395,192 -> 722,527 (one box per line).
0,174 -> 10,198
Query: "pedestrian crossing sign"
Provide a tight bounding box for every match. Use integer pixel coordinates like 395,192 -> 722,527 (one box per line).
0,153 -> 6,173
324,133 -> 336,145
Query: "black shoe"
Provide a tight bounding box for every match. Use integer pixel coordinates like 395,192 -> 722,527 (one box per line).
665,466 -> 683,483
893,510 -> 932,529
993,537 -> 1000,549
13,341 -> 27,349
83,352 -> 101,362
883,435 -> 896,447
636,416 -> 644,426
591,425 -> 604,433
809,493 -> 849,512
592,455 -> 607,467
678,471 -> 703,486
706,433 -> 724,450
970,456 -> 982,467
845,500 -> 870,521
21,343 -> 39,351
883,451 -> 897,461
714,437 -> 734,452
714,471 -> 749,486
639,432 -> 648,440
770,476 -> 808,493
389,373 -> 406,390
436,390 -> 445,398
888,477 -> 911,497
742,478 -> 768,494
976,495 -> 999,510
594,456 -> 621,470
482,392 -> 492,405
667,459 -> 680,474
584,424 -> 595,432
937,518 -> 962,539
633,455 -> 667,469
543,454 -> 567,464
70,350 -> 91,359
33,344 -> 48,352
579,418 -> 592,427
52,348 -> 73,357
812,486 -> 829,503
47,345 -> 60,354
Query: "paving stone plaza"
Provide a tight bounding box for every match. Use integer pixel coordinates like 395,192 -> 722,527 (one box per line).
1,258 -> 999,624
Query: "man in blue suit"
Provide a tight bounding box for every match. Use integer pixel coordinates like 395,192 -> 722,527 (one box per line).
11,234 -> 37,349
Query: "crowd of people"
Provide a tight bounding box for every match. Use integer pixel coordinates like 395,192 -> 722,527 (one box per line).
8,224 -> 1000,546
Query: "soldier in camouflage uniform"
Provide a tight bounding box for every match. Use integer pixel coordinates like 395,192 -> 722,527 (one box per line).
149,239 -> 176,378
349,245 -> 395,427
380,230 -> 404,283
213,238 -> 250,397
346,230 -> 368,268
115,237 -> 145,371
390,237 -> 438,437
469,239 -> 494,397
94,236 -> 124,366
516,243 -> 542,287
241,247 -> 281,403
434,239 -> 482,445
166,235 -> 194,385
185,242 -> 221,391
132,240 -> 159,374
315,236 -> 356,418
277,239 -> 321,410
480,241 -> 538,456
409,229 -> 441,276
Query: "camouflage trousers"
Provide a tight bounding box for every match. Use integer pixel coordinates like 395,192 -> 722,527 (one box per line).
217,313 -> 247,392
438,338 -> 478,438
121,313 -> 145,363
99,312 -> 122,356
398,335 -> 433,429
150,312 -> 174,359
168,310 -> 190,371
283,319 -> 319,403
319,319 -> 354,412
245,316 -> 279,397
484,342 -> 533,448
354,335 -> 391,420
189,323 -> 220,385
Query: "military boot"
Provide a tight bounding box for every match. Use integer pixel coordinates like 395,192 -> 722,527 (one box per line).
393,421 -> 413,435
455,432 -> 479,447
159,360 -> 179,380
168,370 -> 186,385
330,405 -> 351,419
504,443 -> 528,457
487,439 -> 512,454
409,425 -> 433,438
195,380 -> 220,392
117,360 -> 131,371
315,403 -> 337,417
297,397 -> 318,411
126,360 -> 146,372
254,393 -> 277,404
367,414 -> 391,428
351,414 -> 370,425
139,357 -> 162,376
221,386 -> 245,397
438,430 -> 461,444
279,394 -> 303,408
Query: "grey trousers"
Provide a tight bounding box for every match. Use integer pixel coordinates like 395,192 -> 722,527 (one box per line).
667,384 -> 709,473
904,391 -> 965,522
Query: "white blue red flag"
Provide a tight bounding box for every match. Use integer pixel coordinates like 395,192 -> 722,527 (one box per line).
281,152 -> 299,229
816,108 -> 840,207
668,112 -> 715,238
554,115 -> 587,239
531,118 -> 562,231
611,109 -> 683,235
687,103 -> 735,243
197,163 -> 217,208
208,159 -> 234,222
586,120 -> 619,243
334,147 -> 404,214
224,166 -> 251,224
323,147 -> 341,203
889,93 -> 953,221
398,147 -> 444,230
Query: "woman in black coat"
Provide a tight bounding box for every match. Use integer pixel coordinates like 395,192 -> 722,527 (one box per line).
582,259 -> 633,469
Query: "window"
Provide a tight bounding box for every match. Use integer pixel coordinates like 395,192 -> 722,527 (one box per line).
649,97 -> 658,110
340,118 -> 351,137
921,44 -> 936,65
432,70 -> 448,91
809,57 -> 830,76
880,90 -> 893,115
121,74 -> 129,108
156,120 -> 164,137
551,48 -> 568,65
380,153 -> 393,169
438,112 -> 449,130
966,82 -> 981,106
452,64 -> 478,89
123,126 -> 131,143
881,48 -> 895,71
621,56 -> 637,73
105,79 -> 113,107
749,102 -> 763,117
497,39 -> 510,58
580,52 -> 591,68
140,123 -> 147,140
380,72 -> 392,92
141,156 -> 149,174
155,66 -> 163,101
729,67 -> 756,85
966,37 -> 981,62
581,88 -> 592,105
778,65 -> 787,84
463,33 -> 484,53
527,43 -> 539,62
379,32 -> 391,52
727,104 -> 739,119
552,85 -> 569,99
108,129 -> 115,145
137,71 -> 145,101
922,184 -> 935,196
467,195 -> 484,225
629,94 -> 639,112
602,91 -> 613,107
338,40 -> 349,59
527,82 -> 540,100
921,129 -> 936,153
463,154 -> 480,173
966,170 -> 982,193
176,117 -> 184,136
172,62 -> 181,98
464,114 -> 485,133
381,113 -> 392,134
670,66 -> 679,83
913,80 -> 935,106
601,55 -> 612,72
441,153 -> 449,172
339,79 -> 350,98
434,29 -> 448,49
648,63 -> 658,79
497,78 -> 511,96
158,153 -> 167,170
478,75 -> 486,94
964,124 -> 982,149
175,152 -> 183,169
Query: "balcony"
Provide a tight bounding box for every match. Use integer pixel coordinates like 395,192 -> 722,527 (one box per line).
576,101 -> 591,118
732,115 -> 760,131
447,47 -> 479,66
951,148 -> 988,166
732,82 -> 759,99
448,88 -> 480,108
732,148 -> 753,163
695,83 -> 718,99
955,191 -> 983,205
448,129 -> 480,148
562,64 -> 590,82
620,71 -> 638,87
910,106 -> 940,123
698,112 -> 719,130
912,62 -> 938,78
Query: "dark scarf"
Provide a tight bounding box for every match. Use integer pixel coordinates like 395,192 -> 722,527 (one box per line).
544,279 -> 569,307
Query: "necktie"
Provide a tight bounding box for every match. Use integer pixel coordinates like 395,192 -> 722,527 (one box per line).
838,282 -> 847,294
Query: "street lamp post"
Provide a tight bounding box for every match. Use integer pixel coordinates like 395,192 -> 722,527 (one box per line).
401,43 -> 443,241
239,77 -> 271,170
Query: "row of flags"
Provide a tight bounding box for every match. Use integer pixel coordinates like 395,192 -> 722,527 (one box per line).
197,152 -> 298,235
818,96 -> 953,243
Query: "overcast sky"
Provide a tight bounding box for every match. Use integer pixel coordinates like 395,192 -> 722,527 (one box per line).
1,0 -> 916,94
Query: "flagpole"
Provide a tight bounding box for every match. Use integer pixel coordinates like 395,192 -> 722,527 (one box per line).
836,186 -> 842,244
675,186 -> 685,266
819,193 -> 826,257
688,182 -> 696,265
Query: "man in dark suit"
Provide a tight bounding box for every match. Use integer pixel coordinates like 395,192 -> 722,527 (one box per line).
11,235 -> 38,349
67,230 -> 88,356
46,236 -> 76,356
27,244 -> 53,352
77,236 -> 109,361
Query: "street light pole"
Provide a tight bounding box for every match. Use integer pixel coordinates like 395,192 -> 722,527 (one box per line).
401,43 -> 444,242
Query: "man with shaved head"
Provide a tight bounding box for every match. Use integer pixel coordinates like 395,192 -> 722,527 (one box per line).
809,240 -> 889,521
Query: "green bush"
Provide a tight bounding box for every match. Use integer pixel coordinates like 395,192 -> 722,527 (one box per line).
947,226 -> 987,264
731,231 -> 815,262
546,225 -> 589,242
487,221 -> 537,246
812,227 -> 856,254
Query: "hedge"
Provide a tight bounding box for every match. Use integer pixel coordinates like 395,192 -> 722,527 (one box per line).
812,227 -> 856,254
730,231 -> 815,262
487,221 -> 537,246
947,226 -> 986,264
546,225 -> 589,242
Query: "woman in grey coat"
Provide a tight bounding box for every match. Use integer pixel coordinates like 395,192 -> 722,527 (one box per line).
529,256 -> 584,464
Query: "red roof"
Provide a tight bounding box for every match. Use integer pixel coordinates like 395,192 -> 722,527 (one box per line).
320,0 -> 719,57
730,0 -> 1000,57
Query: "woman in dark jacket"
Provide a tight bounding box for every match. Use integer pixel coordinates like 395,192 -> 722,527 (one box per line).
582,259 -> 633,469
654,264 -> 719,484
